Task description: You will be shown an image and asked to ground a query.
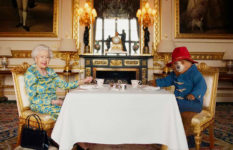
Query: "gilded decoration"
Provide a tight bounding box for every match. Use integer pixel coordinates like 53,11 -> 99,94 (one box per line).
85,60 -> 91,66
142,60 -> 147,66
85,67 -> 91,77
73,0 -> 161,55
11,62 -> 30,74
124,60 -> 140,66
142,68 -> 147,84
93,59 -> 108,66
110,60 -> 122,67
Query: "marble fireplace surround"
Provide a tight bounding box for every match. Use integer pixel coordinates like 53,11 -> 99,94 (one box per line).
82,55 -> 152,84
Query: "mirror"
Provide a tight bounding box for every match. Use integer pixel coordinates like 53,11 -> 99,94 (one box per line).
73,0 -> 160,56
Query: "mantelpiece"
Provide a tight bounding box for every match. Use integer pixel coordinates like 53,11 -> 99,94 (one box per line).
81,55 -> 152,84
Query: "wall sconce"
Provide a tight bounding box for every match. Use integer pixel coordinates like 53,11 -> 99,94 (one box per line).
0,47 -> 12,70
136,2 -> 156,54
77,1 -> 97,53
59,39 -> 77,72
223,50 -> 233,74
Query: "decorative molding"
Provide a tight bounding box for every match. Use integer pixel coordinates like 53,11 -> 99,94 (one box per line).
142,68 -> 147,84
11,50 -> 79,60
124,60 -> 140,66
154,52 -> 224,61
85,67 -> 91,77
73,0 -> 80,51
110,60 -> 122,67
93,59 -> 108,66
85,59 -> 91,66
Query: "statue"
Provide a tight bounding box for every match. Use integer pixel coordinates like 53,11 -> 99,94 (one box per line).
83,26 -> 90,52
143,27 -> 150,53
119,29 -> 126,51
106,35 -> 112,50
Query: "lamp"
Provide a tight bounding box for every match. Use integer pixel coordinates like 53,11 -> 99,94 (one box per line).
136,2 -> 156,54
223,50 -> 233,74
59,39 -> 77,72
77,1 -> 97,53
0,47 -> 12,70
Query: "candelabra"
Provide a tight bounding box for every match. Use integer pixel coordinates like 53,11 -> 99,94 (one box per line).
77,2 -> 97,54
136,2 -> 156,54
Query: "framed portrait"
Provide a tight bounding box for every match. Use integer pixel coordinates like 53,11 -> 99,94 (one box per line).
0,0 -> 58,37
175,0 -> 233,39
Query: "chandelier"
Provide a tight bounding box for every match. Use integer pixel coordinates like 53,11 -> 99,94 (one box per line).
136,2 -> 156,27
78,2 -> 97,26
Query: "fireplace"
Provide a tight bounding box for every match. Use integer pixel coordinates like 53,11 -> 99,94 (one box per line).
82,55 -> 151,84
93,68 -> 139,84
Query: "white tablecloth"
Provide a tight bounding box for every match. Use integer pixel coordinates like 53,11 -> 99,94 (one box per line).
52,85 -> 188,150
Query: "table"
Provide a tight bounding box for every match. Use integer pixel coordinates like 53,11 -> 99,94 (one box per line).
0,70 -> 12,100
52,85 -> 188,150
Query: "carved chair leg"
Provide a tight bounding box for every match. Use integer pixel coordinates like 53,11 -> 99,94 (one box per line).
195,132 -> 202,150
16,123 -> 23,147
209,123 -> 215,149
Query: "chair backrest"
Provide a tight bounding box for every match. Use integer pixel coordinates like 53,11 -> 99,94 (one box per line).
197,63 -> 219,116
12,62 -> 31,117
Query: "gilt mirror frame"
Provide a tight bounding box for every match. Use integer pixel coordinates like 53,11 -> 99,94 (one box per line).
0,0 -> 58,37
175,0 -> 233,39
72,0 -> 161,55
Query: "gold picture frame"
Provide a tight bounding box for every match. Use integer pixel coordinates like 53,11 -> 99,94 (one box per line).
72,0 -> 161,53
0,0 -> 58,37
175,0 -> 233,39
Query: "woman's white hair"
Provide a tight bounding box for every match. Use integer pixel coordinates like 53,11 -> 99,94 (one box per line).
31,44 -> 53,59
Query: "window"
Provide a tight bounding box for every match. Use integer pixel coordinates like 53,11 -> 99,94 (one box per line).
94,18 -> 139,55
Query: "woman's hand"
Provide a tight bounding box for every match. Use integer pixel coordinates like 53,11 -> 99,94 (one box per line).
79,76 -> 93,85
51,99 -> 63,106
83,76 -> 93,84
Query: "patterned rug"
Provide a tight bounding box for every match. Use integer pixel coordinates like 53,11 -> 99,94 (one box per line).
0,102 -> 232,150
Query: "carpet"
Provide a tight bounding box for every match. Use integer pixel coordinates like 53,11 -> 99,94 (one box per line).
0,102 -> 232,150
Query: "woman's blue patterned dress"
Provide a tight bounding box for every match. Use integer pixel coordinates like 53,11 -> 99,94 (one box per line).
24,64 -> 79,120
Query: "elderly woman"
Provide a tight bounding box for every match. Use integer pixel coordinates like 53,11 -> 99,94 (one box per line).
24,44 -> 92,120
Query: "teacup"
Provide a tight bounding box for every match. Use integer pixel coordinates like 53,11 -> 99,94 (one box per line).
131,80 -> 142,88
95,79 -> 104,87
120,84 -> 127,90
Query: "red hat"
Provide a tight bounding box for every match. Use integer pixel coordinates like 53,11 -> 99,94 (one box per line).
166,47 -> 198,67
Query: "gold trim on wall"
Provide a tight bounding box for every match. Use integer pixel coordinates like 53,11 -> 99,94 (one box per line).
11,50 -> 79,60
73,0 -> 80,51
154,52 -> 224,61
0,0 -> 58,37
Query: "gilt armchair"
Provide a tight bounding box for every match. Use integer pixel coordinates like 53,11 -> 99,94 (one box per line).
181,63 -> 219,150
12,62 -> 55,146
